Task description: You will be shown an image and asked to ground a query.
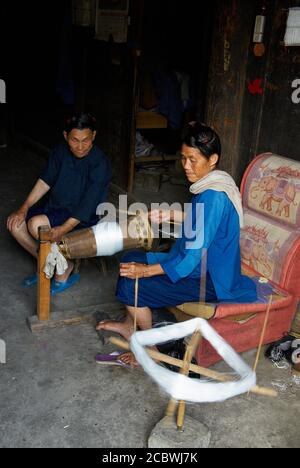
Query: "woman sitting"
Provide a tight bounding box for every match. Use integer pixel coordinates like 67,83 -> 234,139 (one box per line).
97,122 -> 257,366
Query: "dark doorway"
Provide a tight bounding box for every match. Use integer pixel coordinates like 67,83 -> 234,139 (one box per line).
2,0 -> 215,186
135,0 -> 215,154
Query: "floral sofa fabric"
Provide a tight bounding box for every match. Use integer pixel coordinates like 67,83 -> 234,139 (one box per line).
240,153 -> 300,299
242,153 -> 300,226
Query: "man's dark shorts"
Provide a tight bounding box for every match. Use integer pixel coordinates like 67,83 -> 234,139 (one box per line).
26,205 -> 97,229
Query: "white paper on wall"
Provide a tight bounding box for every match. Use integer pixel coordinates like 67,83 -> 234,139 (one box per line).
95,0 -> 129,43
284,8 -> 300,46
72,0 -> 95,27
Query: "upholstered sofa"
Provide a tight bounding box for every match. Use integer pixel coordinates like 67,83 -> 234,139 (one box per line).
169,153 -> 300,367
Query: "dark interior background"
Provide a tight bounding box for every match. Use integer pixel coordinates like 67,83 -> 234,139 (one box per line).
1,0 -> 300,189
1,0 -> 215,188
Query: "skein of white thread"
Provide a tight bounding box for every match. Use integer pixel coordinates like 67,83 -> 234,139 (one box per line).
92,222 -> 124,256
130,318 -> 256,403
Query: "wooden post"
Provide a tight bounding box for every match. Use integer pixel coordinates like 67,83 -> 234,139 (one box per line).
127,48 -> 141,193
37,226 -> 52,321
176,331 -> 202,431
165,330 -> 202,428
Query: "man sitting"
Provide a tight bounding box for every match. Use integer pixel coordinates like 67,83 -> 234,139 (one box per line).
7,112 -> 112,294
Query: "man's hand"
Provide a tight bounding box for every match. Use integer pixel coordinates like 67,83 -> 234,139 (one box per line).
7,208 -> 28,232
7,179 -> 50,233
120,262 -> 148,279
49,218 -> 80,243
49,226 -> 67,243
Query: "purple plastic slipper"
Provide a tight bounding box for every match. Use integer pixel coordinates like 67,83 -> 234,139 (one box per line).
95,352 -> 131,369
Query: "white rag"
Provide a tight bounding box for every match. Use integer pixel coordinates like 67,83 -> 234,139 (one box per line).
189,170 -> 244,227
43,243 -> 68,279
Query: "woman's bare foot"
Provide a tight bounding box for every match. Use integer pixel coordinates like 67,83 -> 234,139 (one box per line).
96,320 -> 134,342
54,260 -> 74,283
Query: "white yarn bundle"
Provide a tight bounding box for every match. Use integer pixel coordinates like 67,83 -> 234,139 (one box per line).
92,222 -> 124,256
130,318 -> 256,403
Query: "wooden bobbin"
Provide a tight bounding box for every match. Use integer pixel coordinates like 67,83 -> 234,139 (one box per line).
59,213 -> 154,260
165,330 -> 202,431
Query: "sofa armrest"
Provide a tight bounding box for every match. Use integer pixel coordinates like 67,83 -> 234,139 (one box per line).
168,302 -> 216,320
215,293 -> 294,319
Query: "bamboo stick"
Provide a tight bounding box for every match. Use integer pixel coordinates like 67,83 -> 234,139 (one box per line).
247,295 -> 273,397
117,209 -> 183,226
134,275 -> 139,333
253,295 -> 273,373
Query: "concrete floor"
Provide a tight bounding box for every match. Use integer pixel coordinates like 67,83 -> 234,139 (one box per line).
0,144 -> 299,448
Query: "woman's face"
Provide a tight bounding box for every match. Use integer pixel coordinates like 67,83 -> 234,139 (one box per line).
181,144 -> 218,183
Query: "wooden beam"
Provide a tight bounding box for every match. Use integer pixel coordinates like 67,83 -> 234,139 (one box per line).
109,337 -> 277,398
127,48 -> 141,193
135,155 -> 180,164
28,302 -> 123,332
37,226 -> 52,321
205,0 -> 257,182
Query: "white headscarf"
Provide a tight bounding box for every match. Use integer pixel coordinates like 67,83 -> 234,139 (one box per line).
189,170 -> 244,228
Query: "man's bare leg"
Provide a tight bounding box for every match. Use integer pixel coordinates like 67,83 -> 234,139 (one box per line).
27,214 -> 51,242
11,216 -> 50,259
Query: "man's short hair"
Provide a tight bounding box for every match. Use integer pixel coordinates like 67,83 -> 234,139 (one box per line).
64,112 -> 97,134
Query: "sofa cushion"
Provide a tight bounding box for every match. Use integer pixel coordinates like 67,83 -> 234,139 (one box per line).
240,154 -> 300,297
240,208 -> 300,285
241,153 -> 300,228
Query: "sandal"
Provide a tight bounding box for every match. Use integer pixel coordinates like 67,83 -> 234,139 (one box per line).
95,352 -> 131,369
50,273 -> 80,296
21,274 -> 38,287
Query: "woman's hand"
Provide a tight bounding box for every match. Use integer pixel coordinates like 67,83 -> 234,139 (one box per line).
148,209 -> 184,225
120,262 -> 149,279
148,209 -> 172,225
7,207 -> 28,232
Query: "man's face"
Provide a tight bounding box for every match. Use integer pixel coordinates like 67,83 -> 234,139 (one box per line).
64,128 -> 96,158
